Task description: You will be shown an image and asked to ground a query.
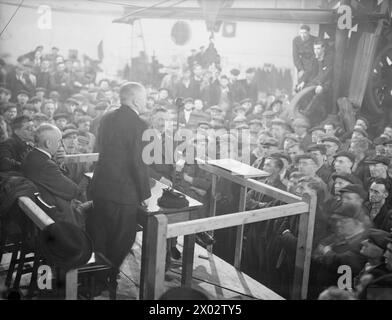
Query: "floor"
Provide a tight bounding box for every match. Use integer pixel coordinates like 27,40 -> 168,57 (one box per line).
0,232 -> 283,300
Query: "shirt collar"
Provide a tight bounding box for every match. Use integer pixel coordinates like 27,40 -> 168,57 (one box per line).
35,147 -> 52,159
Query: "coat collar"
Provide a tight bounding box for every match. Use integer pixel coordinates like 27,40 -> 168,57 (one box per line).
120,104 -> 139,116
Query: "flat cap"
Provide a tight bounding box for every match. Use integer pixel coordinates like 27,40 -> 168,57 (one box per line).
74,108 -> 87,115
16,89 -> 29,97
307,143 -> 327,154
62,129 -> 78,139
32,113 -> 49,121
35,87 -> 46,93
364,155 -> 390,166
284,133 -> 300,143
29,96 -> 42,104
339,184 -> 368,199
382,139 -> 392,146
53,113 -> 70,121
249,119 -> 263,125
356,116 -> 370,129
63,123 -> 77,131
233,104 -> 246,113
294,153 -> 318,164
309,126 -> 326,133
0,87 -> 11,94
320,135 -> 342,146
271,151 -> 291,163
65,98 -> 80,105
230,69 -> 240,76
197,121 -> 211,128
373,136 -> 389,146
271,118 -> 292,131
22,103 -> 36,111
262,110 -> 277,117
334,150 -> 356,164
292,117 -> 310,128
367,228 -> 392,250
332,173 -> 362,185
260,137 -> 279,147
240,98 -> 251,105
331,203 -> 362,220
300,24 -> 310,31
209,105 -> 223,112
235,124 -> 249,130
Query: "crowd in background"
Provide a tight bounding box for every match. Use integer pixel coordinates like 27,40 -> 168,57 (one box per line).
0,25 -> 392,301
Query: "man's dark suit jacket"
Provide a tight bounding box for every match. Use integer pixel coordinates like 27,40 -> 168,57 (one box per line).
90,105 -> 151,205
22,148 -> 81,224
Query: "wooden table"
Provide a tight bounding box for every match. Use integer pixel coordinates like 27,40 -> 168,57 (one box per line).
138,179 -> 202,299
83,173 -> 203,300
201,159 -> 269,268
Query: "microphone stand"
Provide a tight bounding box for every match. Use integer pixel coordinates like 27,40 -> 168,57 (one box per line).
172,97 -> 184,189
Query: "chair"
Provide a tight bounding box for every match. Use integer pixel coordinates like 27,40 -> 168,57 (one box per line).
77,252 -> 118,300
5,193 -> 55,297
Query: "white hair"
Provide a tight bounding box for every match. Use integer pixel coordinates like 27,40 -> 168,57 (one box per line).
35,123 -> 61,146
119,82 -> 145,105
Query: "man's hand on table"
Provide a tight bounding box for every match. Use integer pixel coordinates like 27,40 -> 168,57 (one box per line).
159,177 -> 172,187
183,173 -> 193,184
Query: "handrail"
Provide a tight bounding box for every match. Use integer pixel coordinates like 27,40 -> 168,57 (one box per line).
200,163 -> 302,204
167,201 -> 308,238
63,153 -> 99,164
18,196 -> 55,230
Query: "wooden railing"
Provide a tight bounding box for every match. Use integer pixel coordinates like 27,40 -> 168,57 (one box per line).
51,153 -> 317,300
63,153 -> 99,164
148,182 -> 316,300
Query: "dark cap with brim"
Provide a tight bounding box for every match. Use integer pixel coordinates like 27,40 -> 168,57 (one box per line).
53,113 -> 70,121
332,173 -> 362,185
339,184 -> 368,199
307,143 -> 327,154
334,151 -> 356,164
17,89 -> 30,97
367,228 -> 392,250
62,129 -> 78,139
331,203 -> 362,220
320,135 -> 342,146
364,155 -> 390,166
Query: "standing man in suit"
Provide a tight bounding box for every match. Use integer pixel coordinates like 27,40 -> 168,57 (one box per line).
89,82 -> 151,271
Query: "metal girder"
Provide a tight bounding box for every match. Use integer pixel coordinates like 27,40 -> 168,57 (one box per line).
113,7 -> 338,25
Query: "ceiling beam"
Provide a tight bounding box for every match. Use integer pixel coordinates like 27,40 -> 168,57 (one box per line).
114,7 -> 338,24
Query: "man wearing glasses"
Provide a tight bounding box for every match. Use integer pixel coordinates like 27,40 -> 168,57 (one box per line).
0,115 -> 34,172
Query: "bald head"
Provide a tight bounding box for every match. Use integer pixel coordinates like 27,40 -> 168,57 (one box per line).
119,82 -> 147,113
35,123 -> 62,156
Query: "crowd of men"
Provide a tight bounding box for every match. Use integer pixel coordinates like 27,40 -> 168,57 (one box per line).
0,24 -> 392,300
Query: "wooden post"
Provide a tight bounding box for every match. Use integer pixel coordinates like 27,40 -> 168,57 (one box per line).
65,269 -> 78,300
207,174 -> 217,253
292,193 -> 317,300
181,234 -> 196,286
332,0 -> 349,113
234,186 -> 246,269
145,214 -> 168,300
